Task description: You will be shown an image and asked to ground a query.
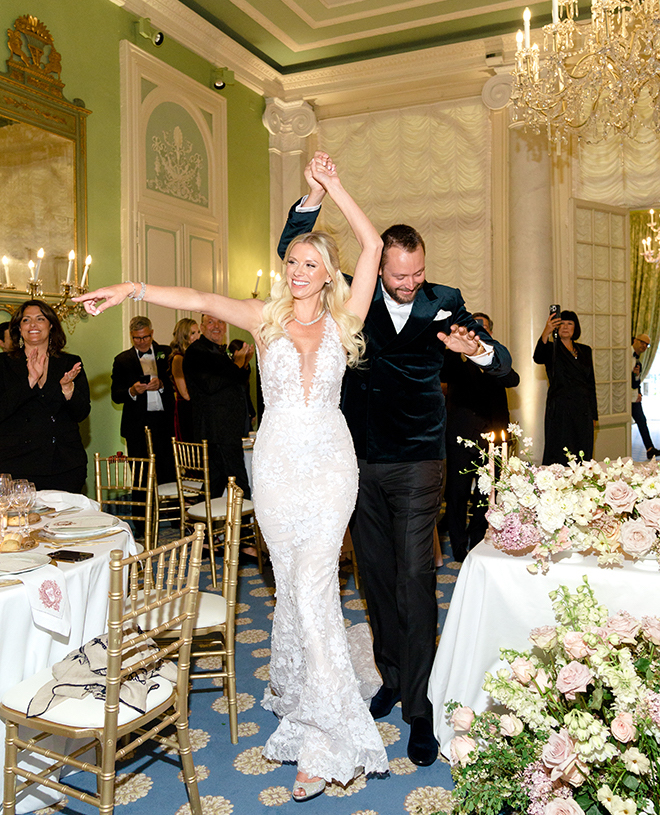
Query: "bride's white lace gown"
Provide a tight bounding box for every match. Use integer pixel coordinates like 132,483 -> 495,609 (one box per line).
252,316 -> 388,785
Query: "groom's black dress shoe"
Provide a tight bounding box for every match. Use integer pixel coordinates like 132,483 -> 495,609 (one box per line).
407,716 -> 438,766
369,686 -> 401,719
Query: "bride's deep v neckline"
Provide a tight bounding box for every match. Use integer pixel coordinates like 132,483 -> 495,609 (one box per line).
284,314 -> 331,406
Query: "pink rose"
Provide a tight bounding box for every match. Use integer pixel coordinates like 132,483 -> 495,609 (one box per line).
511,657 -> 537,685
530,625 -> 558,650
641,616 -> 660,646
542,729 -> 578,780
563,632 -> 591,660
556,661 -> 594,700
534,668 -> 552,693
605,611 -> 640,644
544,796 -> 586,813
637,498 -> 660,530
611,711 -> 636,743
604,480 -> 637,513
499,714 -> 524,737
619,518 -> 655,557
450,706 -> 475,732
561,759 -> 587,788
449,735 -> 477,767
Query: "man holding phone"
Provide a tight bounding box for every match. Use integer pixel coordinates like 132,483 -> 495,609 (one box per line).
111,315 -> 174,482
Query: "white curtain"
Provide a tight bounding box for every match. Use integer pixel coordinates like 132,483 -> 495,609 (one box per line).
576,136 -> 660,207
316,98 -> 492,312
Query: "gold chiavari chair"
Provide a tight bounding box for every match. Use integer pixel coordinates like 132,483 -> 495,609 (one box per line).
148,481 -> 243,743
0,525 -> 206,815
94,452 -> 155,551
172,438 -> 266,585
144,427 -> 197,545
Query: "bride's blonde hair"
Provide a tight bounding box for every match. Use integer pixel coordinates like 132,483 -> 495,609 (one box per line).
258,232 -> 366,368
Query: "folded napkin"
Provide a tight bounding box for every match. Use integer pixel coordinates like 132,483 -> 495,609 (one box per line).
37,490 -> 100,513
27,625 -> 177,718
14,564 -> 71,637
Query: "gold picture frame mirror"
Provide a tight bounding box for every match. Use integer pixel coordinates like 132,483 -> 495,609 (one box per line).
0,15 -> 90,316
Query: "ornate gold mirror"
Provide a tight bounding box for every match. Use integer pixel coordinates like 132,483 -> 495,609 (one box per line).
0,15 -> 90,324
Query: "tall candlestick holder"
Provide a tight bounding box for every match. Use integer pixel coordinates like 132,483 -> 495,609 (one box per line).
27,280 -> 43,298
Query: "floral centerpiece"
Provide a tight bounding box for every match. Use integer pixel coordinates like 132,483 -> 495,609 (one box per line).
438,578 -> 660,815
462,424 -> 660,573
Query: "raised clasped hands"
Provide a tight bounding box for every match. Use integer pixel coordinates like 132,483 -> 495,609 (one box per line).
233,341 -> 255,368
72,282 -> 132,316
60,361 -> 82,400
437,324 -> 483,356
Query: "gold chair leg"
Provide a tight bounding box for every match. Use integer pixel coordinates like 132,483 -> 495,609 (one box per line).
225,649 -> 238,745
207,524 -> 218,588
176,722 -> 202,815
3,720 -> 18,815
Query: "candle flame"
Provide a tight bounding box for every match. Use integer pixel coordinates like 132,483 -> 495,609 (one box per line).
28,260 -> 35,268
490,431 -> 495,442
68,250 -> 75,260
523,7 -> 531,22
37,248 -> 45,259
270,269 -> 275,278
275,273 -> 281,281
1,256 -> 8,266
501,430 -> 506,441
85,255 -> 92,265
257,269 -> 262,277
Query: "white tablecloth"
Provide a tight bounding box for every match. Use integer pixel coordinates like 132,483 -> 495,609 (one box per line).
429,541 -> 660,757
0,492 -> 138,813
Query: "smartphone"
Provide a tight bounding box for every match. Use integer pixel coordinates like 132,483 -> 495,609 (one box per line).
49,550 -> 94,562
549,304 -> 561,317
139,374 -> 151,384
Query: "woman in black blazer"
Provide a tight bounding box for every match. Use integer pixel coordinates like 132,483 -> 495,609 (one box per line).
0,300 -> 90,492
534,309 -> 598,465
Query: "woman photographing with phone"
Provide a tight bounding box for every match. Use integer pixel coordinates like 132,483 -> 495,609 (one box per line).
534,308 -> 598,465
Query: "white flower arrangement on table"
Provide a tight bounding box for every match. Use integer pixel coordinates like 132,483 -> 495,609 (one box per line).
436,578 -> 660,815
461,423 -> 660,574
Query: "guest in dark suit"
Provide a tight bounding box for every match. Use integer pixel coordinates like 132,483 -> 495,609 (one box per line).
183,314 -> 253,498
0,300 -> 90,492
111,315 -> 174,482
442,312 -> 520,562
534,309 -> 598,465
278,167 -> 513,766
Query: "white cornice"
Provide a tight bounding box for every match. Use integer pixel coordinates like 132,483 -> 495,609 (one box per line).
111,0 -> 519,114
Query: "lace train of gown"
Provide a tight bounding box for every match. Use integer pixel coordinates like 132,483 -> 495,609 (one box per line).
252,316 -> 388,785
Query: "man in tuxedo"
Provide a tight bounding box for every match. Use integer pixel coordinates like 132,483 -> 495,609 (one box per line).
183,314 -> 253,498
111,315 -> 174,482
278,162 -> 513,766
631,332 -> 660,458
442,312 -> 520,562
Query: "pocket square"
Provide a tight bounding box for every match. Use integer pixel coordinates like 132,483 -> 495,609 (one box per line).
433,309 -> 452,321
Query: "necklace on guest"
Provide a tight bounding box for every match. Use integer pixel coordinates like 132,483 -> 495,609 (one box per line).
293,310 -> 326,326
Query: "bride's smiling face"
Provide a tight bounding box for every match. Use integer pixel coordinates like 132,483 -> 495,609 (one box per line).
286,243 -> 331,300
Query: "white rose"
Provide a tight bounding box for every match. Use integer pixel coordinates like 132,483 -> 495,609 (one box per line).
477,473 -> 493,495
499,714 -> 524,737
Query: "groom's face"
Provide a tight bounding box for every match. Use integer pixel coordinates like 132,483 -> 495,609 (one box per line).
380,246 -> 426,304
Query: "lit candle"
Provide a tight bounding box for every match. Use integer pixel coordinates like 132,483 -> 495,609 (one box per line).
28,260 -> 35,281
35,248 -> 44,279
80,255 -> 92,288
552,0 -> 559,24
501,430 -> 508,464
254,269 -> 262,294
2,256 -> 9,286
488,431 -> 496,506
650,209 -> 656,228
65,250 -> 75,284
523,7 -> 531,49
275,272 -> 281,282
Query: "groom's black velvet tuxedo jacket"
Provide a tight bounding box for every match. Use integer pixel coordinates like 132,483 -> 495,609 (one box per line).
278,200 -> 513,462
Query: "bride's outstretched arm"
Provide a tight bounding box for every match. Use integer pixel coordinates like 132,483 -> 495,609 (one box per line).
310,159 -> 382,323
73,283 -> 263,333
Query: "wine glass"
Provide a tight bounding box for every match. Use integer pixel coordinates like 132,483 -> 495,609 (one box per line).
11,480 -> 31,536
0,474 -> 11,541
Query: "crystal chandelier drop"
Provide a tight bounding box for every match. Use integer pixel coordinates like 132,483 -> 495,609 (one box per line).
641,209 -> 660,265
510,0 -> 660,147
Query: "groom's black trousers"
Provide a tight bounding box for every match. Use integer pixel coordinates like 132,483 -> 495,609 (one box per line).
349,458 -> 444,724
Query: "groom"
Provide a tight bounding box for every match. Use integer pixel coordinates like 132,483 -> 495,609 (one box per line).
278,158 -> 513,765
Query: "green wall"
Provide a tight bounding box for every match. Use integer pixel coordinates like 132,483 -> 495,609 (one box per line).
0,0 -> 270,490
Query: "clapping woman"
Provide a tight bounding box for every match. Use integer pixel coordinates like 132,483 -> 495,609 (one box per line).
0,300 -> 90,492
169,317 -> 200,441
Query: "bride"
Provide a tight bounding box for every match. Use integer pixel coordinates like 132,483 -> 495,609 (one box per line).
74,154 -> 389,801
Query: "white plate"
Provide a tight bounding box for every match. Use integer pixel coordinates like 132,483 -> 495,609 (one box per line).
0,552 -> 51,574
42,513 -> 120,540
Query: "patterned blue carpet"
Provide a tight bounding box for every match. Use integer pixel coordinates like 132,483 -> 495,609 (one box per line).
31,543 -> 460,815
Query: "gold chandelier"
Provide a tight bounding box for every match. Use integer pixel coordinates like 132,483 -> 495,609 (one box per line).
511,0 -> 660,147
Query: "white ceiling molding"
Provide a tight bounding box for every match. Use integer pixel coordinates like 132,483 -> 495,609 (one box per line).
111,0 -> 520,116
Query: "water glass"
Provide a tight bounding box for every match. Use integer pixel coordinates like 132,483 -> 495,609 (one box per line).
0,474 -> 11,541
11,480 -> 32,535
